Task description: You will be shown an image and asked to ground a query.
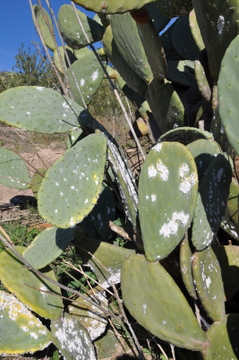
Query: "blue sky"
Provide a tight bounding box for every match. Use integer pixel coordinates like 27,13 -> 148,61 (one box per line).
0,1 -> 94,71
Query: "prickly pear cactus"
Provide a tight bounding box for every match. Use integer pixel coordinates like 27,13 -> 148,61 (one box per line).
38,133 -> 107,228
121,254 -> 209,352
0,246 -> 63,320
23,227 -> 75,269
0,86 -> 83,133
0,291 -> 51,354
0,148 -> 30,189
58,4 -> 104,49
33,5 -> 55,51
51,313 -> 97,360
138,141 -> 198,261
218,34 -> 239,155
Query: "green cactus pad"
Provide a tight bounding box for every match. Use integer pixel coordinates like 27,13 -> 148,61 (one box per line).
33,5 -> 55,51
213,245 -> 239,300
0,86 -> 83,133
0,291 -> 51,354
192,154 -> 232,250
189,9 -> 204,51
145,79 -> 185,132
224,180 -> 239,234
111,12 -> 153,84
136,21 -> 166,81
203,314 -> 239,360
138,141 -> 198,261
160,127 -> 213,145
193,0 -> 239,80
38,133 -> 107,228
23,227 -> 75,269
72,0 -> 155,14
194,60 -> 211,101
31,168 -> 47,199
53,46 -> 78,73
51,313 -> 97,360
0,246 -> 63,319
218,34 -> 239,155
192,247 -> 225,322
69,290 -> 108,341
103,25 -> 147,95
58,5 -> 104,50
156,0 -> 193,17
66,49 -> 104,106
0,148 -> 30,189
180,235 -> 197,299
186,139 -> 221,182
76,237 -> 135,288
94,325 -> 130,359
121,254 -> 208,352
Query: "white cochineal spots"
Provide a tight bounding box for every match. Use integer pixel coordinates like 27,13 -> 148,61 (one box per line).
36,86 -> 44,91
62,101 -> 70,109
153,142 -> 162,153
147,160 -> 169,181
91,69 -> 99,81
80,78 -> 85,86
148,165 -> 157,179
217,15 -> 225,36
156,160 -> 169,181
159,211 -> 189,238
179,163 -> 197,195
53,316 -> 96,360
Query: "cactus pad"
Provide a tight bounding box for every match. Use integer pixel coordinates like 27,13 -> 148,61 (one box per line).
0,246 -> 63,320
38,133 -> 107,228
0,86 -> 83,133
72,0 -> 155,14
0,291 -> 51,354
0,148 -> 30,189
69,290 -> 108,341
138,141 -> 198,261
58,5 -> 104,49
51,312 -> 97,360
218,34 -> 239,155
23,227 -> 75,269
192,154 -> 232,250
33,5 -> 55,51
66,49 -> 104,106
203,314 -> 239,359
121,254 -> 208,352
192,246 -> 225,322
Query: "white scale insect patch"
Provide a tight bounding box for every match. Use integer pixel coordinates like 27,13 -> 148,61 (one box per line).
80,78 -> 85,86
148,165 -> 157,179
156,160 -> 169,181
153,143 -> 162,153
91,69 -> 99,81
159,211 -> 189,238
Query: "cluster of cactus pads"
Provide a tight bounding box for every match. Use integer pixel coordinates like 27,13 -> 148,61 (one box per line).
1,0 -> 239,358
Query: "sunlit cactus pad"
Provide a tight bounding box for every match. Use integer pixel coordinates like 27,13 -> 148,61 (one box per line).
51,313 -> 97,360
0,86 -> 83,133
58,4 -> 104,49
72,0 -> 155,14
192,246 -> 225,322
218,34 -> 239,155
0,148 -> 30,189
121,254 -> 208,352
0,246 -> 63,320
38,133 -> 107,228
33,5 -> 55,51
66,48 -> 104,106
0,291 -> 51,354
23,227 -> 75,269
138,141 -> 198,261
